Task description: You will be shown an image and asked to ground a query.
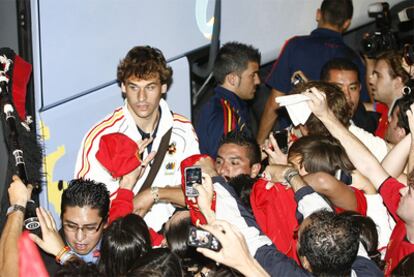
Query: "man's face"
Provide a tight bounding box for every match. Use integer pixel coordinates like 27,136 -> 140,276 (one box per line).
122,76 -> 167,121
327,69 -> 360,117
233,61 -> 260,100
385,106 -> 406,144
62,206 -> 104,255
215,143 -> 258,180
397,185 -> 414,224
370,59 -> 402,105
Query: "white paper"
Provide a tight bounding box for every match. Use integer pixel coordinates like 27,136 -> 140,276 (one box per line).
276,94 -> 312,126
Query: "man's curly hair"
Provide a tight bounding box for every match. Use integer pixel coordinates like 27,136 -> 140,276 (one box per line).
117,46 -> 173,88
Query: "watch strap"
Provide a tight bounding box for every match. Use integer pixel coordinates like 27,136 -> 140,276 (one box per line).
6,204 -> 26,216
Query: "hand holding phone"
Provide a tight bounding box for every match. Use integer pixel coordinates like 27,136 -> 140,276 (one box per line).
273,130 -> 288,154
187,226 -> 221,251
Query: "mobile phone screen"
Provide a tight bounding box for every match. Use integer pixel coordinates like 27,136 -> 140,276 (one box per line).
185,167 -> 202,197
274,130 -> 288,154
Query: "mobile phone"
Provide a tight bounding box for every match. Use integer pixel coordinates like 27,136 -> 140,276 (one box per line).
273,130 -> 288,154
185,166 -> 202,197
187,226 -> 222,251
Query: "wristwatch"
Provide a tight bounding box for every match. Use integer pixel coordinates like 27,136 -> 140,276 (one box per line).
151,187 -> 160,203
284,168 -> 300,184
6,204 -> 26,216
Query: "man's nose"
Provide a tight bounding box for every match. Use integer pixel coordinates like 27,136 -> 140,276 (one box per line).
254,74 -> 261,85
138,89 -> 146,101
217,164 -> 229,176
75,228 -> 86,241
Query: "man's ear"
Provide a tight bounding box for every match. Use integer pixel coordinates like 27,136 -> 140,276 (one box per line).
250,163 -> 261,178
300,255 -> 312,272
316,9 -> 322,23
225,73 -> 239,87
121,82 -> 126,93
341,19 -> 351,32
396,126 -> 407,141
161,84 -> 168,94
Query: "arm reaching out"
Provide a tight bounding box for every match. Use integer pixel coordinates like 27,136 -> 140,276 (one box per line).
304,88 -> 389,189
196,220 -> 270,277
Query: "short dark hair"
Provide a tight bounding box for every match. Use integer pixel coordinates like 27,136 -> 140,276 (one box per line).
55,259 -> 100,277
288,135 -> 355,176
218,131 -> 261,165
127,248 -> 182,277
117,45 -> 173,88
291,81 -> 351,136
320,0 -> 353,28
320,58 -> 360,82
392,91 -> 414,134
165,214 -> 210,272
298,210 -> 360,276
213,42 -> 261,85
99,214 -> 151,276
61,179 -> 110,219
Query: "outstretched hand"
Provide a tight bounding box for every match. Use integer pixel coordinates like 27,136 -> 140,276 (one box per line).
193,173 -> 215,221
196,220 -> 252,269
303,87 -> 329,119
120,151 -> 157,190
29,207 -> 65,256
262,132 -> 288,165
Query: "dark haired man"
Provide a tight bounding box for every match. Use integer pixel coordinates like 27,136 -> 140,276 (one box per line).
215,131 -> 261,181
321,57 -> 378,134
297,210 -> 361,276
75,46 -> 199,232
60,179 -> 109,260
196,42 -> 261,158
31,179 -> 110,275
257,0 -> 368,144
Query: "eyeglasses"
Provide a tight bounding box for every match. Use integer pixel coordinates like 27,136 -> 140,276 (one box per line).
63,218 -> 104,234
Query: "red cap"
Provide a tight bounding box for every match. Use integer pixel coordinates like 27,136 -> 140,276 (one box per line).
96,133 -> 141,178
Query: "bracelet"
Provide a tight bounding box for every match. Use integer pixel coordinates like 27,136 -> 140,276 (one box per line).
55,246 -> 70,264
151,187 -> 160,203
284,168 -> 300,184
6,204 -> 26,216
59,250 -> 75,265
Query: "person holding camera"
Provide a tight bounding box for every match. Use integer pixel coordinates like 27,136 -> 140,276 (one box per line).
257,0 -> 368,145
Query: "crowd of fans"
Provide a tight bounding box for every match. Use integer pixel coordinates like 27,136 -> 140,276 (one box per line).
0,0 -> 414,276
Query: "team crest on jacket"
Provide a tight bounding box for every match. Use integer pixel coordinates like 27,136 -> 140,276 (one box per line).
168,142 -> 177,155
165,159 -> 176,175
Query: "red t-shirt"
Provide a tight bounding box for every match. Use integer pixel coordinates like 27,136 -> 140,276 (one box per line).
379,177 -> 414,276
250,179 -> 300,264
375,102 -> 389,138
335,186 -> 368,216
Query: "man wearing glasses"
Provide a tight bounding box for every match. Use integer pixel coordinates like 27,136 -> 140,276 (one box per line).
60,179 -> 109,261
